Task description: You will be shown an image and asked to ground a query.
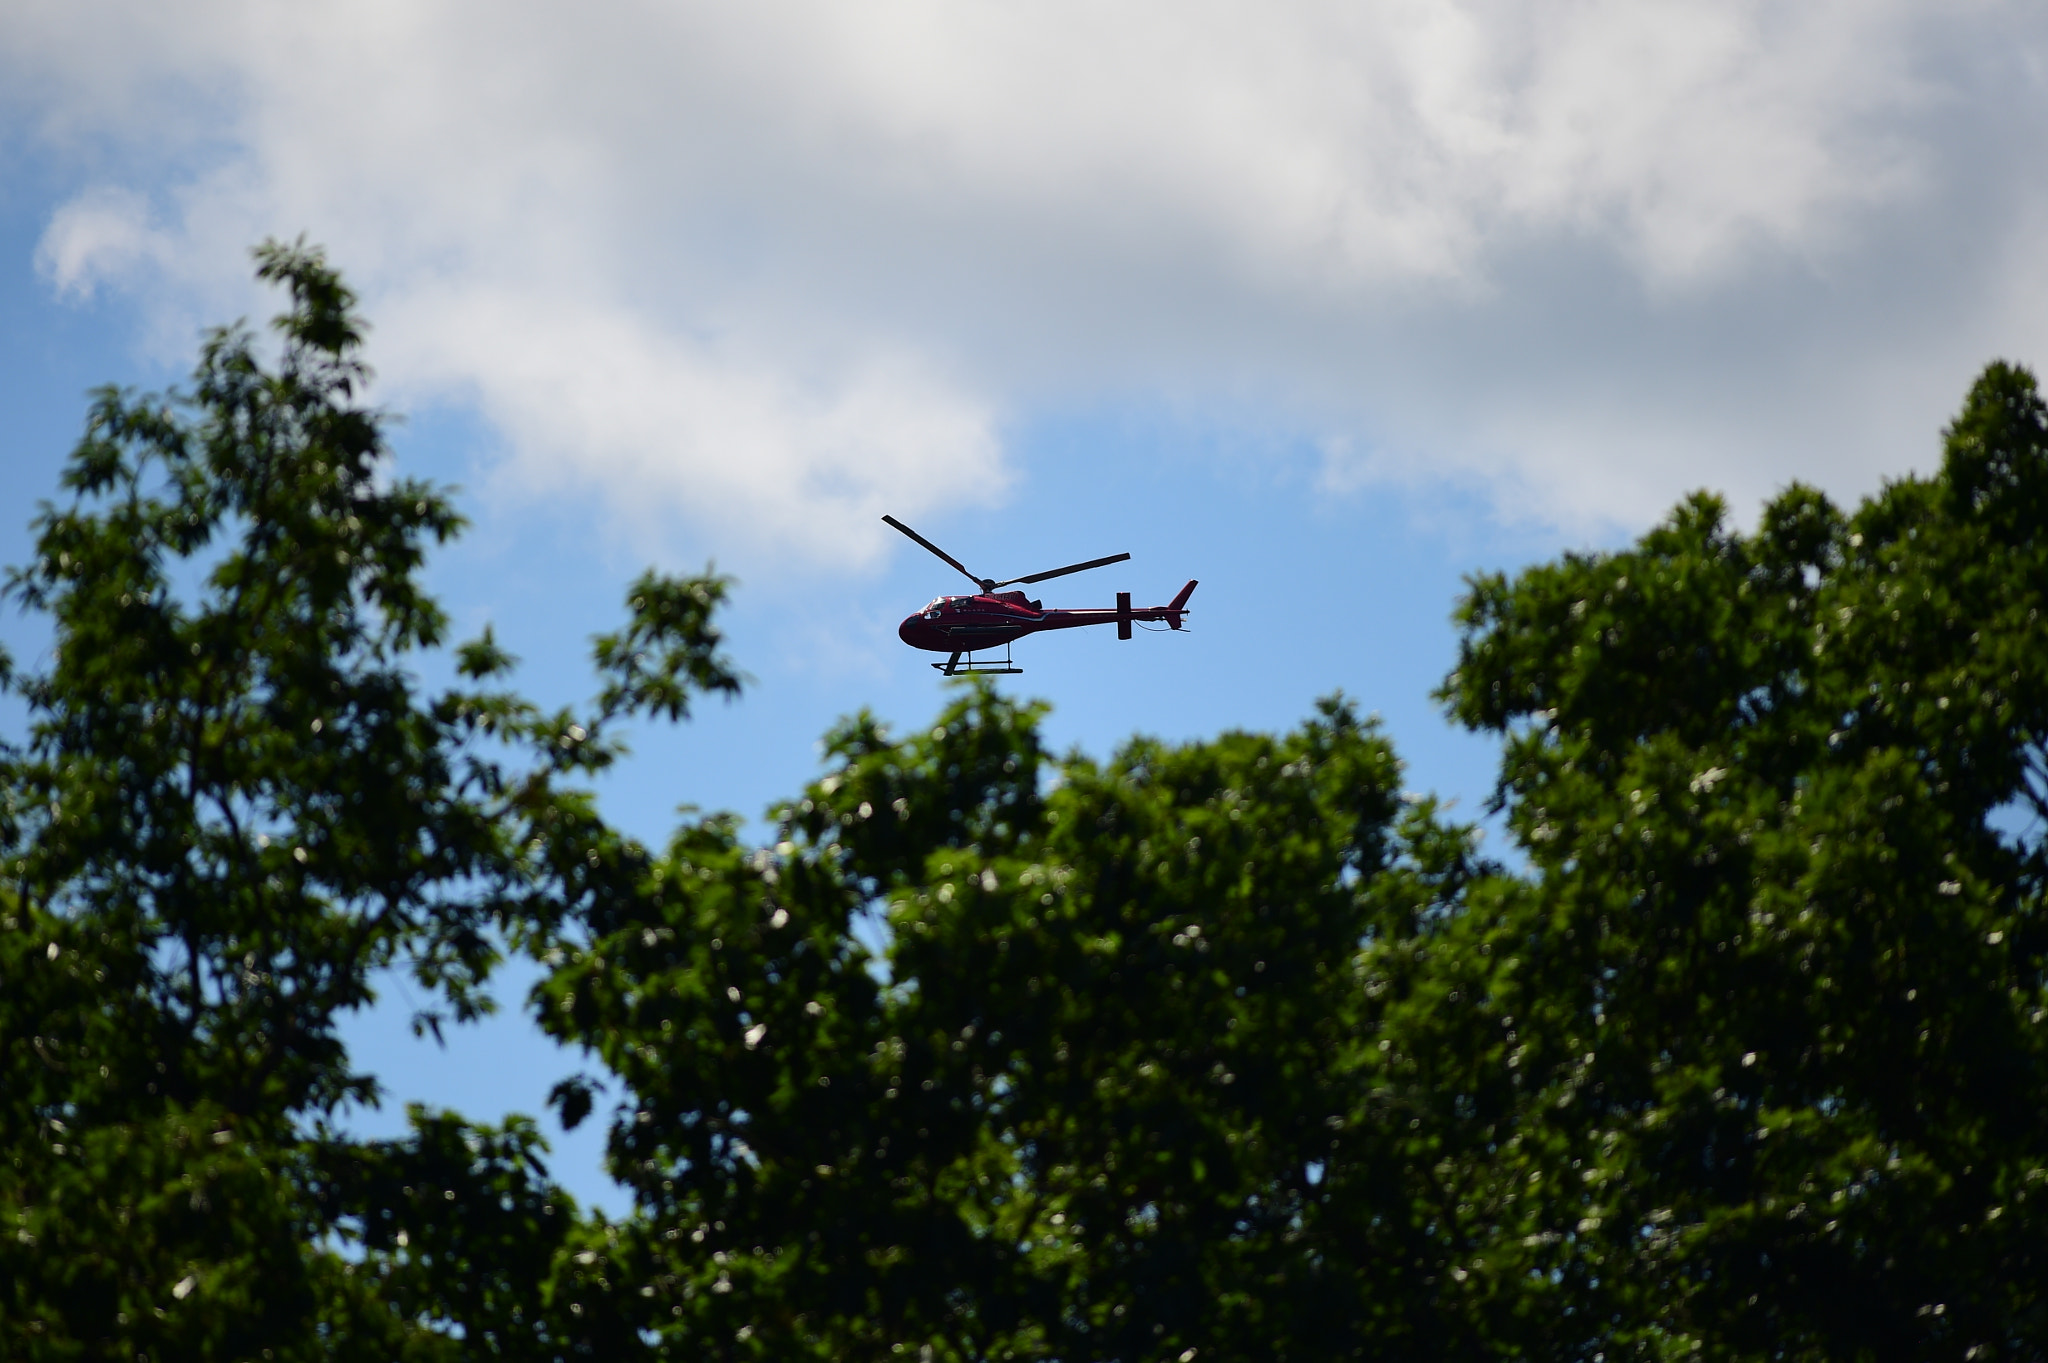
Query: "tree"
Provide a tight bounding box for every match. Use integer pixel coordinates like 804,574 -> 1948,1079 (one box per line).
1441,363 -> 2048,1360
0,241 -> 737,1360
537,686 -> 1521,1360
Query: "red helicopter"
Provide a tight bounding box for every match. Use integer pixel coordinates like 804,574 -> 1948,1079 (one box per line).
884,514 -> 1197,675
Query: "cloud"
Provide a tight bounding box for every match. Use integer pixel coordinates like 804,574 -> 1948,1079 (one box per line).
33,186 -> 170,299
376,281 -> 1006,563
6,0 -> 2046,559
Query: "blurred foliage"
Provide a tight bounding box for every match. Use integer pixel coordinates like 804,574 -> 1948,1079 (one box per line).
5,247 -> 2047,1360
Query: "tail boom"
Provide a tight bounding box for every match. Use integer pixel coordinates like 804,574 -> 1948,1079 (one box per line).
1035,581 -> 1199,636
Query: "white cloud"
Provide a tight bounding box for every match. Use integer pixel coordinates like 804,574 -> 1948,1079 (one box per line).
376,281 -> 1006,562
34,186 -> 169,299
6,0 -> 2046,557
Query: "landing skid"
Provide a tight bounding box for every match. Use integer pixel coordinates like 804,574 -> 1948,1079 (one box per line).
934,646 -> 1023,676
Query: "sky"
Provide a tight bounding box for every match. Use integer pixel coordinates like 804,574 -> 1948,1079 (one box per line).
5,0 -> 2047,1214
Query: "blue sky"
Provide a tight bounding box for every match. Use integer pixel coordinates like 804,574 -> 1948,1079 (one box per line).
6,0 -> 2048,1213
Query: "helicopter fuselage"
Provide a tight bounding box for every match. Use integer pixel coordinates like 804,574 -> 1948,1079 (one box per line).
897,588 -> 1194,653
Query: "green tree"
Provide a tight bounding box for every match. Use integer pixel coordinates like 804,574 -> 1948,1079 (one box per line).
1441,363 -> 2048,1360
0,241 -> 737,1359
539,685 -> 1525,1360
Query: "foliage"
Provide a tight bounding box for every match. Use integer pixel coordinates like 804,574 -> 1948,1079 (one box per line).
1439,362 -> 2048,1359
539,689 -> 1515,1360
7,242 -> 2048,1361
0,241 -> 736,1360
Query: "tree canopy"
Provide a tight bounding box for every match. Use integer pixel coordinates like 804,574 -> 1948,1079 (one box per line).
4,246 -> 2045,1361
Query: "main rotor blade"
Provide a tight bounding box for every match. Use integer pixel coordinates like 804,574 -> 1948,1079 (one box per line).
883,514 -> 989,591
995,552 -> 1133,589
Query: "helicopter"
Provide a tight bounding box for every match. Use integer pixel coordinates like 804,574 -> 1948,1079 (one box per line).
884,514 -> 1197,675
